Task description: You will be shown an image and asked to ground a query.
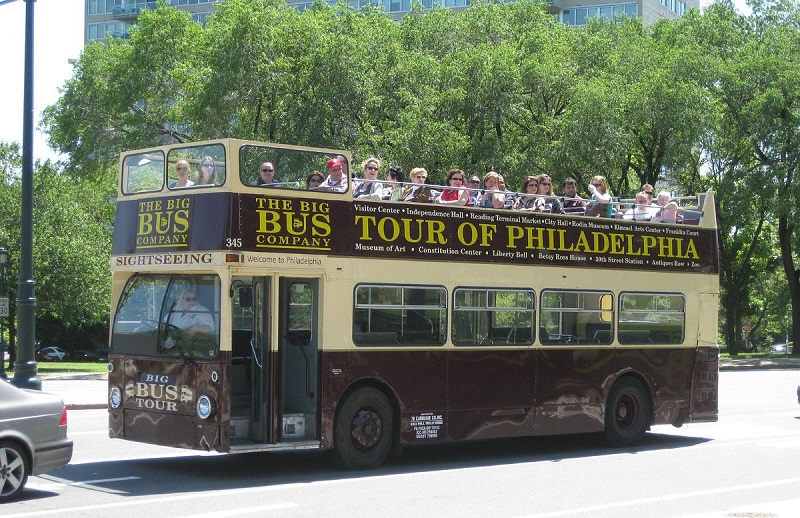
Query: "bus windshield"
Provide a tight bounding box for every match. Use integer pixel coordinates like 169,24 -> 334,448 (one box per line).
111,274 -> 221,359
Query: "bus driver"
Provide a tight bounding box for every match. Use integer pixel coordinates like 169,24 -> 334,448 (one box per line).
164,290 -> 215,351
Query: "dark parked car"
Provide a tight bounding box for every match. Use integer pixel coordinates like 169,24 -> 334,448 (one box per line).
0,380 -> 73,501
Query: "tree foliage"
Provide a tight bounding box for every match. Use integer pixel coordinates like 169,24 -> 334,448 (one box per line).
0,143 -> 113,351
27,0 -> 800,353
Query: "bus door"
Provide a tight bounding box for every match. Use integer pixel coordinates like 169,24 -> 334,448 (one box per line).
278,278 -> 319,442
231,277 -> 270,443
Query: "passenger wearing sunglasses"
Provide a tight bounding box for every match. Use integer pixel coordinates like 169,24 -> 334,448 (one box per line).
197,156 -> 219,186
353,158 -> 384,200
466,175 -> 482,206
532,173 -> 564,214
514,176 -> 540,210
169,159 -> 195,189
252,162 -> 276,186
306,171 -> 325,189
435,169 -> 470,206
319,158 -> 349,193
586,175 -> 613,217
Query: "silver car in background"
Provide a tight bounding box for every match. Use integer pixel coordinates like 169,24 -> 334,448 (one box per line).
0,380 -> 73,501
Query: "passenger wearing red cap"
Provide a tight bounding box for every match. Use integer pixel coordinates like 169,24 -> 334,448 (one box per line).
319,157 -> 348,193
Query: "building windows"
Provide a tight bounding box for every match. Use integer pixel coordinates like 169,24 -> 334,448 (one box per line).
88,0 -> 124,15
678,1 -> 686,15
561,3 -> 638,26
87,21 -> 131,41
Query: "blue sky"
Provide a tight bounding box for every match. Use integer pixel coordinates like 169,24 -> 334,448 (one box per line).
0,0 -> 749,163
0,0 -> 83,162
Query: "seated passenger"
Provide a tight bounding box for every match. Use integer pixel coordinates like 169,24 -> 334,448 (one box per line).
197,156 -> 218,186
532,173 -> 564,213
561,177 -> 588,214
656,201 -> 681,223
382,166 -> 405,200
514,176 -> 539,210
622,192 -> 655,221
435,169 -> 470,205
353,158 -> 384,200
318,158 -> 348,193
306,171 -> 324,189
251,162 -> 277,187
586,176 -> 613,217
497,175 -> 516,209
400,168 -> 432,202
169,159 -> 195,188
466,175 -> 482,206
476,171 -> 506,209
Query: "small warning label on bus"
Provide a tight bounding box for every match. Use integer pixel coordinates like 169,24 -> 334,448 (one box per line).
411,413 -> 444,440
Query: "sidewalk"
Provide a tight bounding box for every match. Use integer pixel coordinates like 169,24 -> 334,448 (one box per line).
719,355 -> 800,371
40,372 -> 108,411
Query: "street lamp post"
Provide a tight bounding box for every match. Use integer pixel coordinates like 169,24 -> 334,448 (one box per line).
10,0 -> 41,390
0,246 -> 7,380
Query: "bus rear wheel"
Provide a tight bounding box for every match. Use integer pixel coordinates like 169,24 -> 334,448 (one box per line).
334,387 -> 394,470
604,377 -> 652,447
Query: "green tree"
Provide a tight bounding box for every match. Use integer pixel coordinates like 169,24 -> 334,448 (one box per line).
0,142 -> 113,355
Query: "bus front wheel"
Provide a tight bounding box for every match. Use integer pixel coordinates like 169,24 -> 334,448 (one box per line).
334,387 -> 394,470
604,377 -> 652,447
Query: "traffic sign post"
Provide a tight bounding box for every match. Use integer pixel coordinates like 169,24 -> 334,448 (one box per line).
0,296 -> 9,317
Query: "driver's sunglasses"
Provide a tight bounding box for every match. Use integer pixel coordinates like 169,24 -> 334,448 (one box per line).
184,297 -> 197,302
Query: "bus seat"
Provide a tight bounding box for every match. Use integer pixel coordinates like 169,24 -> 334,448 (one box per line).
593,329 -> 612,344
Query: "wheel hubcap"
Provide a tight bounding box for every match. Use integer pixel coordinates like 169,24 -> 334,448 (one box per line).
616,394 -> 639,431
351,409 -> 382,450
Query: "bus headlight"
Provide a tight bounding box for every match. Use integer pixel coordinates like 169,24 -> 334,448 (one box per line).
196,395 -> 216,420
109,385 -> 123,408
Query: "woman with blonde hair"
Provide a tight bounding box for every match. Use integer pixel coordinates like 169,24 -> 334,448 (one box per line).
586,175 -> 613,217
400,167 -> 432,203
353,157 -> 384,200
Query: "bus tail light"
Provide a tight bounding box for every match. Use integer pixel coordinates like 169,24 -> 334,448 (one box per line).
196,395 -> 216,419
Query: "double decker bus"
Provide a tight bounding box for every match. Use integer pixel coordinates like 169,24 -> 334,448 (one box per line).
107,139 -> 719,469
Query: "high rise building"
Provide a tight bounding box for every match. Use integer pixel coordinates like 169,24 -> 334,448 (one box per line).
85,0 -> 699,43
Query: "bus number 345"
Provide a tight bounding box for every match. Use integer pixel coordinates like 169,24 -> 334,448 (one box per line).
226,237 -> 242,248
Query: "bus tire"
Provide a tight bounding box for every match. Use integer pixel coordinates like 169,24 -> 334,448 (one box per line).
604,377 -> 652,447
334,387 -> 394,470
0,441 -> 30,501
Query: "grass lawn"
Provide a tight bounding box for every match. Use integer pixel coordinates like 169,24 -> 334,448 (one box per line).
34,361 -> 109,375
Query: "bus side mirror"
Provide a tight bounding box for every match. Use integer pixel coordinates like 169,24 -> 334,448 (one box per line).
238,287 -> 253,308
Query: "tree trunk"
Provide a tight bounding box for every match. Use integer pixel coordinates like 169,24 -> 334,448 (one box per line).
778,217 -> 800,356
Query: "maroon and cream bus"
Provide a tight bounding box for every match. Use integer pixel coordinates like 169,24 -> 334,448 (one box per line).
108,139 -> 719,469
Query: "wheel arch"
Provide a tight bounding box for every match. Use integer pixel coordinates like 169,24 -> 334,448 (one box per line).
333,378 -> 402,448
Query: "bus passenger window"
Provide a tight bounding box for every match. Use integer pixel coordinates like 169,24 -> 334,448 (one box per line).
453,288 -> 535,346
354,284 -> 446,346
540,290 -> 614,345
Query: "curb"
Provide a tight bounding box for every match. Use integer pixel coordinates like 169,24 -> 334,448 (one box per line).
67,403 -> 108,410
